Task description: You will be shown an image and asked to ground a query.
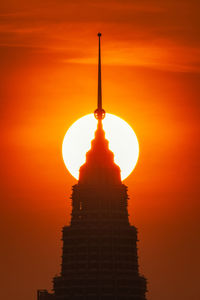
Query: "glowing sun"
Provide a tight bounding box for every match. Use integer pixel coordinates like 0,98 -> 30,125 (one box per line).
62,113 -> 139,181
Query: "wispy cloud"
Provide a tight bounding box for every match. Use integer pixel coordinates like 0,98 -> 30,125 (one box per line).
0,0 -> 199,72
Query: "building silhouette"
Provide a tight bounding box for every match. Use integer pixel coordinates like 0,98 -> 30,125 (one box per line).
38,33 -> 147,300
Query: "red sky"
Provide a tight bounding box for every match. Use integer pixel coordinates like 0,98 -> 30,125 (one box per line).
0,1 -> 200,300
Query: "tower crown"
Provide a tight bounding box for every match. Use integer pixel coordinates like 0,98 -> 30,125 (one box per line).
79,120 -> 121,185
79,33 -> 120,185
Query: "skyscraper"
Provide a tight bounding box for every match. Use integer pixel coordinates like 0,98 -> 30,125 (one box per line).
37,33 -> 147,300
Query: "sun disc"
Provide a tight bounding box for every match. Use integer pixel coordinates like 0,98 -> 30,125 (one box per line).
62,113 -> 139,181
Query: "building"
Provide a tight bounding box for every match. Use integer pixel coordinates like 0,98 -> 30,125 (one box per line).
38,33 -> 147,300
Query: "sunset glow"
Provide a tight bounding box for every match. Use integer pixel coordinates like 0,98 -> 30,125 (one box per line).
1,1 -> 200,299
62,113 -> 139,180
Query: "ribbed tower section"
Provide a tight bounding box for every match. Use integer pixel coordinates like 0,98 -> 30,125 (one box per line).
43,120 -> 147,300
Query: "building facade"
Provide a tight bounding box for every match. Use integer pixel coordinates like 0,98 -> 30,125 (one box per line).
38,120 -> 147,300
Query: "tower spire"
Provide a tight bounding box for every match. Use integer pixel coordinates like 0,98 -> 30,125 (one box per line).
94,33 -> 105,120
98,32 -> 102,111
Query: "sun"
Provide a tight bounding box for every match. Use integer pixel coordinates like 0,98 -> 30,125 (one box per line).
62,113 -> 139,181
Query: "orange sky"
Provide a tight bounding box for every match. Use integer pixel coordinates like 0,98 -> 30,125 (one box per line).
0,1 -> 200,300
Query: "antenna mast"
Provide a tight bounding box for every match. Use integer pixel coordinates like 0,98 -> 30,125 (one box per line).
94,33 -> 105,120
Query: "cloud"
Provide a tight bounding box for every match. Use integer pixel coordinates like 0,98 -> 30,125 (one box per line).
0,0 -> 199,72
